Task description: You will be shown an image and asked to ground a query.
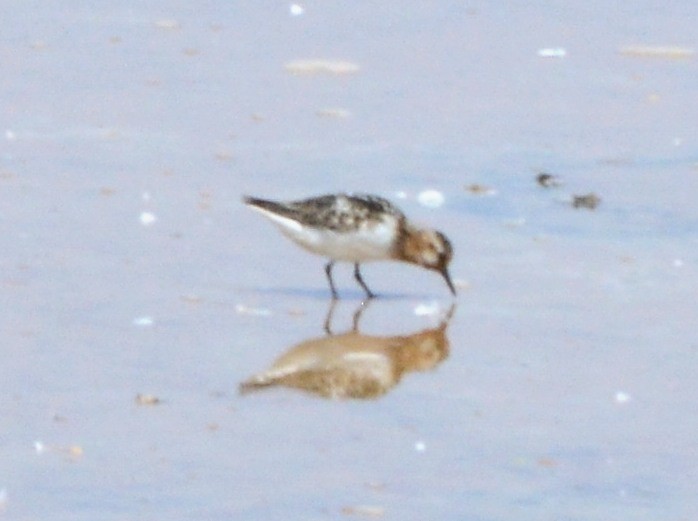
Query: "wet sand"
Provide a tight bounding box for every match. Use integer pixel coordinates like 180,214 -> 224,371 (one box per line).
1,2 -> 697,519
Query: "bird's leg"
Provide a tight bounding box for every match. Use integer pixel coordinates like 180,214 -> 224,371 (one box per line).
323,298 -> 339,335
325,261 -> 339,299
351,298 -> 372,331
353,263 -> 375,299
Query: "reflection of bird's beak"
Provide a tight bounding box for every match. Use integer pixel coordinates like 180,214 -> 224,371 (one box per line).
440,267 -> 457,296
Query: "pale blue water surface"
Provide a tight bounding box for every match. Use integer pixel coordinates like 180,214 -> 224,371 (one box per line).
1,1 -> 697,520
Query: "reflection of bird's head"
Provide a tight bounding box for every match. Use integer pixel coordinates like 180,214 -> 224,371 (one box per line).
393,326 -> 450,372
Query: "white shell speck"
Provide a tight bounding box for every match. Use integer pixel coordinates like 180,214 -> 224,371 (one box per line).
139,212 -> 157,226
284,60 -> 360,75
615,391 -> 631,404
417,189 -> 444,208
537,47 -> 567,58
235,304 -> 272,317
289,4 -> 304,15
414,302 -> 441,317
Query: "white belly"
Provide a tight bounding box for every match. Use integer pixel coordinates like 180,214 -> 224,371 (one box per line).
281,220 -> 396,262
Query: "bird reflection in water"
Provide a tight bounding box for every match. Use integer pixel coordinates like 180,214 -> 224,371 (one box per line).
240,302 -> 454,400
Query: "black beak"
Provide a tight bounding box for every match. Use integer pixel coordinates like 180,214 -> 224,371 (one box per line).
440,267 -> 457,296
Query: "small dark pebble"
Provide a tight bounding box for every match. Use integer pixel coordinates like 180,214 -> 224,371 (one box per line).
572,193 -> 601,210
536,172 -> 562,188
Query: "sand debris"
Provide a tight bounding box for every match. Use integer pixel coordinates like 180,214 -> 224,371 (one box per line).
135,393 -> 161,406
34,441 -> 83,458
235,304 -> 272,317
465,183 -> 497,196
536,173 -> 562,188
341,505 -> 385,518
619,45 -> 694,59
316,108 -> 352,119
571,192 -> 601,210
284,59 -> 360,75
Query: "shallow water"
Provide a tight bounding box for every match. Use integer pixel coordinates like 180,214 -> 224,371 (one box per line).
1,1 -> 697,519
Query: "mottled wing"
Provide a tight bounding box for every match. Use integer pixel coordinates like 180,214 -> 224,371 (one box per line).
288,193 -> 404,232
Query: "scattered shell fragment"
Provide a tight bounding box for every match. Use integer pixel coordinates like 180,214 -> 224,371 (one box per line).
133,316 -> 154,327
572,193 -> 601,210
33,441 -> 83,458
135,393 -> 161,406
235,304 -> 272,317
289,3 -> 305,16
284,59 -> 360,75
316,108 -> 352,119
615,391 -> 631,404
537,47 -> 567,58
414,302 -> 441,317
417,189 -> 445,208
536,173 -> 562,188
139,211 -> 157,226
341,505 -> 385,518
619,45 -> 695,59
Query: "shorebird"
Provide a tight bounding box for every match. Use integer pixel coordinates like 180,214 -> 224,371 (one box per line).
243,193 -> 456,299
